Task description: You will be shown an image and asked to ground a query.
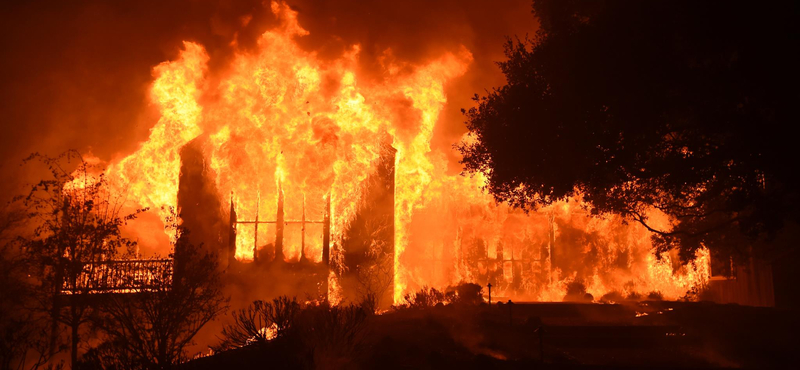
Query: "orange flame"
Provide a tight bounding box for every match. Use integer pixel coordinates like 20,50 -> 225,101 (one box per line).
106,1 -> 710,304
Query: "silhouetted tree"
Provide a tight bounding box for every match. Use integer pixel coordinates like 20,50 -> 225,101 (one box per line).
1,207 -> 63,370
95,232 -> 227,369
460,1 -> 799,263
14,151 -> 142,369
75,338 -> 137,370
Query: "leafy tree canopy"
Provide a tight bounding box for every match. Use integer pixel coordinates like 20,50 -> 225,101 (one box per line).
460,0 -> 799,261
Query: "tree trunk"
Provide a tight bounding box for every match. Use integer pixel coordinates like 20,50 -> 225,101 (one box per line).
71,302 -> 78,369
51,261 -> 64,356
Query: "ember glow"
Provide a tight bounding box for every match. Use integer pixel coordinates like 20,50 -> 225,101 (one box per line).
103,2 -> 709,304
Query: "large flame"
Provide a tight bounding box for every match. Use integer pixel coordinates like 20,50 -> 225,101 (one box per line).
106,1 -> 709,304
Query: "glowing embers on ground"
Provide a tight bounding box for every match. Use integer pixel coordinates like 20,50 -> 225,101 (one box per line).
102,0 -> 710,304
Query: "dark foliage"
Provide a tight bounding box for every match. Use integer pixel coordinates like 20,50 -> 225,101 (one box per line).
403,283 -> 485,308
217,296 -> 300,350
359,292 -> 379,315
216,297 -> 370,369
452,282 -> 484,305
94,233 -> 228,369
76,338 -> 138,370
459,0 -> 800,262
296,301 -> 369,368
13,150 -> 143,368
0,208 -> 63,370
563,281 -> 593,302
404,286 -> 449,308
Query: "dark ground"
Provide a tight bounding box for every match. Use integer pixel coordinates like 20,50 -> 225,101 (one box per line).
183,301 -> 799,369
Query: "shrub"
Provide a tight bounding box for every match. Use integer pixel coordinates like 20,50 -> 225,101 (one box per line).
218,296 -> 300,350
600,291 -> 625,303
297,301 -> 368,368
359,292 -> 379,315
403,286 -> 446,308
76,338 -> 136,370
402,283 -> 484,308
625,291 -> 642,301
563,281 -> 590,302
453,283 -> 483,305
269,296 -> 302,336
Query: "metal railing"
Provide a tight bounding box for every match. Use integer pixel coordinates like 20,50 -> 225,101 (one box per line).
61,259 -> 173,295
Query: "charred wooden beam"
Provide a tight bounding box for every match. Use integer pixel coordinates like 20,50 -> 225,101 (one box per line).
300,193 -> 306,262
228,192 -> 237,267
254,191 -> 260,262
323,194 -> 331,266
275,180 -> 285,262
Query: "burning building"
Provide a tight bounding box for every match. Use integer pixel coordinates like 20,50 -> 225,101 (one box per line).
98,2 -> 721,307
177,132 -> 397,307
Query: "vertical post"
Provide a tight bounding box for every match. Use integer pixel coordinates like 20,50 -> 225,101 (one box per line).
300,193 -> 306,261
431,244 -> 439,282
228,192 -> 237,267
254,191 -> 260,262
496,241 -> 504,266
50,260 -> 63,357
488,282 -> 493,305
322,193 -> 331,302
538,325 -> 544,362
508,300 -> 514,326
275,181 -> 285,262
548,212 -> 555,284
456,226 -> 462,278
70,303 -> 78,370
322,193 -> 331,266
511,249 -> 516,287
387,144 -> 396,305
